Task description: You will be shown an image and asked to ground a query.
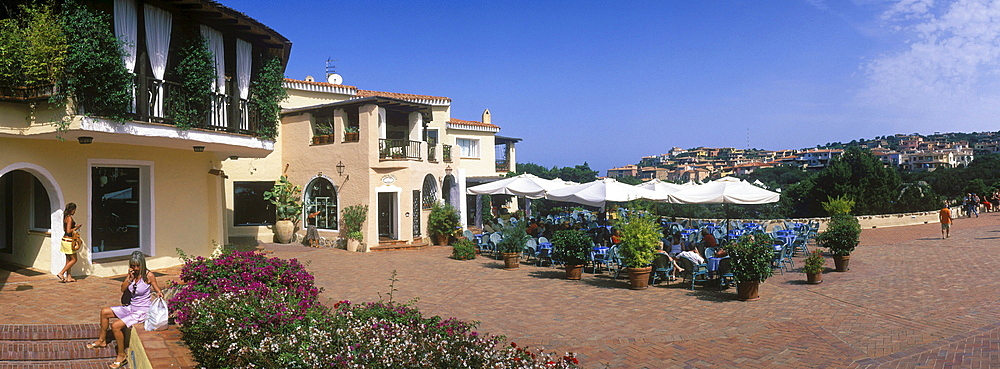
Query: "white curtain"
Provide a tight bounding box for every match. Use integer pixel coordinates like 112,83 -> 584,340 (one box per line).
114,0 -> 137,112
144,5 -> 171,118
236,38 -> 252,130
201,25 -> 227,127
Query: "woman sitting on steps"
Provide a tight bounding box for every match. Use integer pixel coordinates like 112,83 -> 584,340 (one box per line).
86,251 -> 164,369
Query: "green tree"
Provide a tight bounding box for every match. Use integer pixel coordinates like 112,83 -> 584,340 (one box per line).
168,35 -> 214,129
806,148 -> 901,216
58,0 -> 133,121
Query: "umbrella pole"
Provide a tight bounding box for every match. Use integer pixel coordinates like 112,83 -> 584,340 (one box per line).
525,197 -> 532,219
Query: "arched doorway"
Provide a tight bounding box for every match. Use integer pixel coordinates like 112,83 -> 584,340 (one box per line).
0,163 -> 64,274
304,176 -> 338,230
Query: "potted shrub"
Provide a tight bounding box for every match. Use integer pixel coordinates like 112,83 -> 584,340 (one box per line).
314,125 -> 334,144
802,249 -> 825,284
728,233 -> 775,301
263,176 -> 302,244
550,229 -> 591,280
344,125 -> 359,142
428,202 -> 460,245
496,223 -> 530,270
342,204 -> 368,252
450,238 -> 477,260
815,196 -> 860,272
617,214 -> 659,290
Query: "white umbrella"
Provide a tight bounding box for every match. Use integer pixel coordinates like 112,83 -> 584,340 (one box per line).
637,179 -> 686,195
545,178 -> 667,208
467,173 -> 570,199
666,177 -> 780,204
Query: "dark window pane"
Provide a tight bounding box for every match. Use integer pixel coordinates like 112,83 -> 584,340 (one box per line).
234,181 -> 275,226
91,167 -> 141,252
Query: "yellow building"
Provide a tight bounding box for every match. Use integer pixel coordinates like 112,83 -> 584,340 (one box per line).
0,0 -> 290,276
222,77 -> 518,250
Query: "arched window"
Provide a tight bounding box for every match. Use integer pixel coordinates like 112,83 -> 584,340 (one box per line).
422,174 -> 437,208
304,177 -> 338,230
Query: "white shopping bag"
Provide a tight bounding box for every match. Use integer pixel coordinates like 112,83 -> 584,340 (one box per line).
144,298 -> 169,331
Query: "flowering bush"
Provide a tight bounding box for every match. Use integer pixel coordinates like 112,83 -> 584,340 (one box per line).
172,252 -> 580,368
171,251 -> 321,326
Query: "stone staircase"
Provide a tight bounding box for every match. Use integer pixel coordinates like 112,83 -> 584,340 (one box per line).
0,324 -> 119,368
370,237 -> 430,251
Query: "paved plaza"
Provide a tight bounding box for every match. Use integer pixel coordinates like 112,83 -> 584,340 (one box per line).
2,213 -> 998,368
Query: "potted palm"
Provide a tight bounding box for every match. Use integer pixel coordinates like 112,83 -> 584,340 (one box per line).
263,176 -> 302,244
802,249 -> 825,284
618,214 -> 659,290
815,196 -> 860,272
342,204 -> 368,252
728,233 -> 775,301
496,222 -> 529,270
428,202 -> 460,245
551,229 -> 591,280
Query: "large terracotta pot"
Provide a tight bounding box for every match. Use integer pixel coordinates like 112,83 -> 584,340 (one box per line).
806,272 -> 823,284
565,264 -> 584,280
502,253 -> 520,270
833,255 -> 851,272
626,267 -> 652,290
347,238 -> 360,252
274,220 -> 294,244
432,234 -> 449,246
737,281 -> 760,301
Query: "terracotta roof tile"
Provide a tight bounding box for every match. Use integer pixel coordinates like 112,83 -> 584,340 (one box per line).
284,78 -> 356,89
448,118 -> 500,130
357,89 -> 451,102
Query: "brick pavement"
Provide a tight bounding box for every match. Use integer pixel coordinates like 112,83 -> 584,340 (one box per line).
1,213 -> 997,368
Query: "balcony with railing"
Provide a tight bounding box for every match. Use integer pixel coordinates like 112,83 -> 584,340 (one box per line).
379,139 -> 422,160
138,76 -> 265,137
442,144 -> 453,163
427,145 -> 438,162
496,159 -> 510,172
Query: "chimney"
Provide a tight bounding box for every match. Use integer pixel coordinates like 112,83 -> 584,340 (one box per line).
482,109 -> 491,125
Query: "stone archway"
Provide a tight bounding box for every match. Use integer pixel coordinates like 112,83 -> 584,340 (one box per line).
0,163 -> 66,275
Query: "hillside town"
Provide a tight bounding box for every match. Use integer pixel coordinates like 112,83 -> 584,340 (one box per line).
607,131 -> 1000,181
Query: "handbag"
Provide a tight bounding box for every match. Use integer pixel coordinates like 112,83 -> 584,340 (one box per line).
120,288 -> 132,305
145,298 -> 169,331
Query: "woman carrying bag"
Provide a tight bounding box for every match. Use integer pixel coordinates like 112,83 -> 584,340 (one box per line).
86,251 -> 164,369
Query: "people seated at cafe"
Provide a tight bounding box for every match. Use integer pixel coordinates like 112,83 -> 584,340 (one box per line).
655,242 -> 684,277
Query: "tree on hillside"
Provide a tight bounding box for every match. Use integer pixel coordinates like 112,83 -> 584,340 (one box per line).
615,176 -> 643,185
512,162 -> 598,184
805,147 -> 902,216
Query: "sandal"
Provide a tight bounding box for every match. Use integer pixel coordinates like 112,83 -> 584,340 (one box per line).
57,275 -> 66,283
108,358 -> 127,368
86,342 -> 107,349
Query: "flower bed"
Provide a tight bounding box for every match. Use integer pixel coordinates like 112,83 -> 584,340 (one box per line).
170,251 -> 579,368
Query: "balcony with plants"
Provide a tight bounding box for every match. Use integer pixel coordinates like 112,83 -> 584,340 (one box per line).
0,0 -> 290,153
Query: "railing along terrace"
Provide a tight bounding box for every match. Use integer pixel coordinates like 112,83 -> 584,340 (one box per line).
443,144 -> 453,163
137,75 -> 265,137
380,139 -> 423,160
0,84 -> 57,102
428,145 -> 438,162
496,160 -> 510,172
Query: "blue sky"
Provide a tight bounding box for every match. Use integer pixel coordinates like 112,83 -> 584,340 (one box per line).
227,0 -> 1000,175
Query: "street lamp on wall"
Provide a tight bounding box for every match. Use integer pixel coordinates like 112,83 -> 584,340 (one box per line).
445,165 -> 452,175
336,161 -> 345,176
